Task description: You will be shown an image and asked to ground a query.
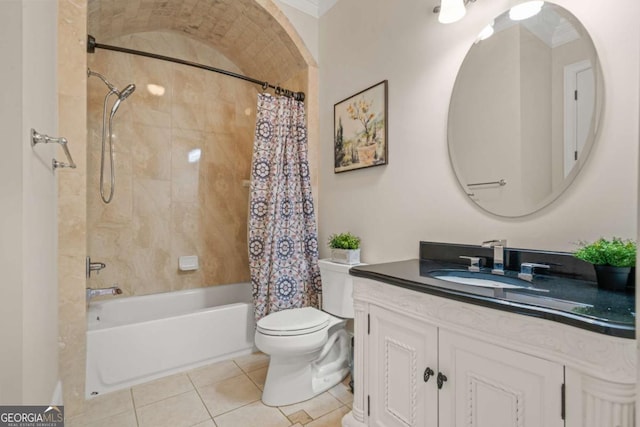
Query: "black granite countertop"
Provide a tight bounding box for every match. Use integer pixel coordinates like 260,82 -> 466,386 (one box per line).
349,258 -> 635,339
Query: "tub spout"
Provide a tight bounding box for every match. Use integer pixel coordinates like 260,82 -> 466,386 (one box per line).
86,286 -> 122,304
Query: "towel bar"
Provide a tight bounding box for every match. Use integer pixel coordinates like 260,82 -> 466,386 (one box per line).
31,128 -> 76,170
467,179 -> 506,187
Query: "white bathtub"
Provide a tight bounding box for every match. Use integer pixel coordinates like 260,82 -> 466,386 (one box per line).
85,283 -> 256,398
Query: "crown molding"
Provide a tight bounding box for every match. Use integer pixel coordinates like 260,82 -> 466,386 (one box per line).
278,0 -> 339,18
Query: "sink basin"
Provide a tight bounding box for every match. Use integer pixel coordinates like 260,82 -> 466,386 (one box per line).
426,269 -> 532,289
433,275 -> 525,289
426,269 -> 590,311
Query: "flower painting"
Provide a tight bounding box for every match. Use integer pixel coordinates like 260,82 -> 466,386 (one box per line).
334,80 -> 388,173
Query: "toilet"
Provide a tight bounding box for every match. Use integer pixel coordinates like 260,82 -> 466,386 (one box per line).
255,259 -> 359,407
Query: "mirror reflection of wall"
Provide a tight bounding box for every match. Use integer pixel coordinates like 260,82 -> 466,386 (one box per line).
448,2 -> 601,217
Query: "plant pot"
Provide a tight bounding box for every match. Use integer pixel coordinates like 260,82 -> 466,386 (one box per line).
330,248 -> 361,265
593,265 -> 631,291
627,267 -> 635,291
356,144 -> 377,166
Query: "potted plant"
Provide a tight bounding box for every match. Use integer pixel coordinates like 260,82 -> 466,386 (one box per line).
574,237 -> 636,291
328,232 -> 361,265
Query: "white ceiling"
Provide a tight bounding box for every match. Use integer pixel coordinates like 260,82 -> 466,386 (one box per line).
278,0 -> 339,18
493,6 -> 580,48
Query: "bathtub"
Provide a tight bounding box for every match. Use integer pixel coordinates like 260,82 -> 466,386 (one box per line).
85,282 -> 255,398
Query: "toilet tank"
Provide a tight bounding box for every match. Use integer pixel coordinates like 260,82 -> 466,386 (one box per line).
319,259 -> 365,319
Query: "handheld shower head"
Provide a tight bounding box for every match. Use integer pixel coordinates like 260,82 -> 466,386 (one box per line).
119,84 -> 136,100
90,69 -> 136,205
110,83 -> 136,117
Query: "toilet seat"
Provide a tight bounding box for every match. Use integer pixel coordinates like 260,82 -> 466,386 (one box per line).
257,307 -> 330,336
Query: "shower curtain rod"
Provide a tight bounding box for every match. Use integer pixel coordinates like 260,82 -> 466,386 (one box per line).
87,35 -> 305,102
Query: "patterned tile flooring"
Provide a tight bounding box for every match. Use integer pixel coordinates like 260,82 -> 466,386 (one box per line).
66,353 -> 352,427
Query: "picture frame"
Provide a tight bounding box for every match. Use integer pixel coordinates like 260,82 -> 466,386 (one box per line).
333,80 -> 388,173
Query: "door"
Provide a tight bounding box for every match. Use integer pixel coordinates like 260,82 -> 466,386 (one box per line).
438,330 -> 565,427
563,60 -> 595,178
369,305 -> 438,427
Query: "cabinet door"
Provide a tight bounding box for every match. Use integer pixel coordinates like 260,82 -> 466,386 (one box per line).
369,305 -> 438,427
438,330 -> 565,427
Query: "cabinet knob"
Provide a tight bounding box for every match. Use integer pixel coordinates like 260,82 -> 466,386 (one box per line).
437,372 -> 448,389
423,367 -> 434,382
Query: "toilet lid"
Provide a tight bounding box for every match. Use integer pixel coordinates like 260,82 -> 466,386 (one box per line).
257,307 -> 330,336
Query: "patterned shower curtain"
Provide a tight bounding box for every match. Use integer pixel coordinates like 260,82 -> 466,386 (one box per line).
249,93 -> 322,321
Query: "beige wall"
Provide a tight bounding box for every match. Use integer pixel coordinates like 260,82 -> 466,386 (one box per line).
520,26 -> 552,211
551,36 -> 598,191
449,25 -> 523,214
450,24 -> 553,215
58,0 -> 88,415
318,0 -> 639,259
87,32 -> 261,296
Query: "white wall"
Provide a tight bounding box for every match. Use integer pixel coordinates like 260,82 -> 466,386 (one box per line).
0,0 -> 59,405
637,12 -> 640,412
274,0 -> 319,63
0,0 -> 26,405
318,0 -> 639,261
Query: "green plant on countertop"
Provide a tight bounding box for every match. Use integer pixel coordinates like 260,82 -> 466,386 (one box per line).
574,237 -> 636,267
328,232 -> 361,250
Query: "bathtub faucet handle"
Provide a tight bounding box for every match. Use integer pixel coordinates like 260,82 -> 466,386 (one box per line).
86,256 -> 107,278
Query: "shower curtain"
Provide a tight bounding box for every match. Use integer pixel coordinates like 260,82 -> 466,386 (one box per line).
249,93 -> 322,321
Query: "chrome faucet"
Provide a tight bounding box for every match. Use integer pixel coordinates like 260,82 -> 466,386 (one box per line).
482,239 -> 507,275
518,262 -> 550,282
86,286 -> 122,304
459,256 -> 483,272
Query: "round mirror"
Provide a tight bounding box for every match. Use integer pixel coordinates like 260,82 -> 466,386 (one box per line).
448,2 -> 603,217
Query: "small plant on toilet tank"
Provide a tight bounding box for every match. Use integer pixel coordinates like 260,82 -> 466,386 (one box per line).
328,232 -> 361,265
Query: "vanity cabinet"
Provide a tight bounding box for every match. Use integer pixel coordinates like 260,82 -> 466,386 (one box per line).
438,329 -> 563,427
368,305 -> 563,427
368,305 -> 438,426
343,277 -> 636,427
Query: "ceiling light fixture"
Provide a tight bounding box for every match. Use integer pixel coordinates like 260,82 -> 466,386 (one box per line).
476,21 -> 494,42
433,0 -> 477,24
509,1 -> 544,21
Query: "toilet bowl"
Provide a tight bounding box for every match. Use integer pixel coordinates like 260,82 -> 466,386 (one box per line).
255,259 -> 360,407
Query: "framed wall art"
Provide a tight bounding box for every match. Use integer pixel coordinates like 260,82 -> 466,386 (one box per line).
334,80 -> 388,173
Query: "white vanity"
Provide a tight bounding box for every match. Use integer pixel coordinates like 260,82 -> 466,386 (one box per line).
342,256 -> 635,427
340,1 -> 633,425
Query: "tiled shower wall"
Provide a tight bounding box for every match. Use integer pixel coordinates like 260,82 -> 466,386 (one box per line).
58,0 -> 88,414
87,31 -> 267,295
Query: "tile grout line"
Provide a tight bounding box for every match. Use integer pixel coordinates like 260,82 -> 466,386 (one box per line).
72,390 -> 137,426
132,387 -> 195,409
129,388 -> 141,427
276,405 -> 294,426
192,369 -> 269,422
187,371 -> 217,426
117,356 -> 268,426
220,358 -> 297,426
244,366 -> 265,391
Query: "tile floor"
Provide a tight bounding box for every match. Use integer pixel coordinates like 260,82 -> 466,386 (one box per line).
66,353 -> 352,427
